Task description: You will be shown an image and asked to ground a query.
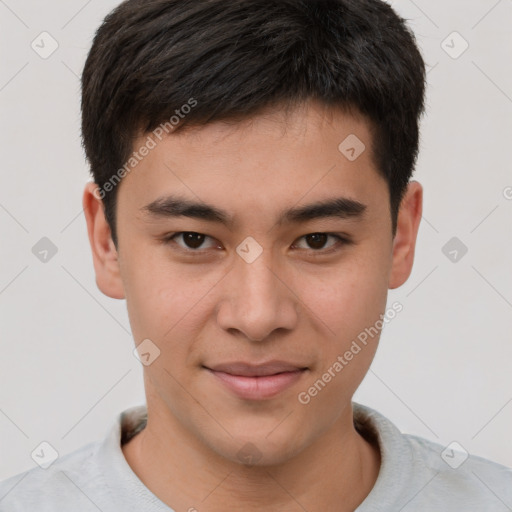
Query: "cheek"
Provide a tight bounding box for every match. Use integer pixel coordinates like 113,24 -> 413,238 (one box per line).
300,256 -> 390,343
295,260 -> 389,415
122,255 -> 222,354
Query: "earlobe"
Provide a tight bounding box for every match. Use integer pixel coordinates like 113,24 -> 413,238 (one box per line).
82,182 -> 125,299
388,181 -> 423,290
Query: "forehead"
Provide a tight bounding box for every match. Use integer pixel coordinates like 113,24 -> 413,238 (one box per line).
117,101 -> 389,226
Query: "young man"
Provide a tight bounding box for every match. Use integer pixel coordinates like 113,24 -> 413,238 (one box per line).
1,0 -> 510,510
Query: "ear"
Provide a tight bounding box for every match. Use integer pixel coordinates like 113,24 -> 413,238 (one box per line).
388,181 -> 423,289
82,182 -> 125,299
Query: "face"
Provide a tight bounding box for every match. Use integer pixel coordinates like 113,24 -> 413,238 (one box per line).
84,100 -> 421,466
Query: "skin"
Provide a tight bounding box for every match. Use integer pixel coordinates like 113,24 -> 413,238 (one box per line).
83,100 -> 422,512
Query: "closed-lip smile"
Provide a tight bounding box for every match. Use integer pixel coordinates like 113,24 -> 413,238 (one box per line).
204,361 -> 308,400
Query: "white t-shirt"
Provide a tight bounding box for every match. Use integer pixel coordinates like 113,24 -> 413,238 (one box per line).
1,402 -> 511,511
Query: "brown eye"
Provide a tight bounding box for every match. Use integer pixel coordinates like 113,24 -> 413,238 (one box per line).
304,233 -> 329,250
168,232 -> 218,251
182,232 -> 206,249
295,233 -> 338,251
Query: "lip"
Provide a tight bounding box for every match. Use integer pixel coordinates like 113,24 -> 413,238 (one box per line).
204,361 -> 308,400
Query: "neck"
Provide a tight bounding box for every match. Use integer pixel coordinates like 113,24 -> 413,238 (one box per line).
122,403 -> 381,511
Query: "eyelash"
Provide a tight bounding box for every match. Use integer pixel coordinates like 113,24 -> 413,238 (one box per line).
160,231 -> 352,256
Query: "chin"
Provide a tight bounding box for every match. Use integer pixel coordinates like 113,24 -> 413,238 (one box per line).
205,428 -> 306,468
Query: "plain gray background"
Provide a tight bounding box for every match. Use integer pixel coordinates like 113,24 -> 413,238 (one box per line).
1,0 -> 511,480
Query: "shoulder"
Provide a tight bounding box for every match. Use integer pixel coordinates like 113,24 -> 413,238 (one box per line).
405,434 -> 512,508
353,402 -> 512,510
0,439 -> 108,512
0,406 -> 148,512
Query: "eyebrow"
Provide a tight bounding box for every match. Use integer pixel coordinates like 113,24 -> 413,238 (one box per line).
140,194 -> 367,227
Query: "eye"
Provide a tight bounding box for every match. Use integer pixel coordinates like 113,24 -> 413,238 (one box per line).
292,233 -> 350,253
165,232 -> 219,251
162,231 -> 351,255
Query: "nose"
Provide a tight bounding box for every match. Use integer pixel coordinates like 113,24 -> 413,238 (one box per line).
216,250 -> 299,342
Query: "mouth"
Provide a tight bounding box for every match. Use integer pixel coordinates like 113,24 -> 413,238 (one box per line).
203,361 -> 308,400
